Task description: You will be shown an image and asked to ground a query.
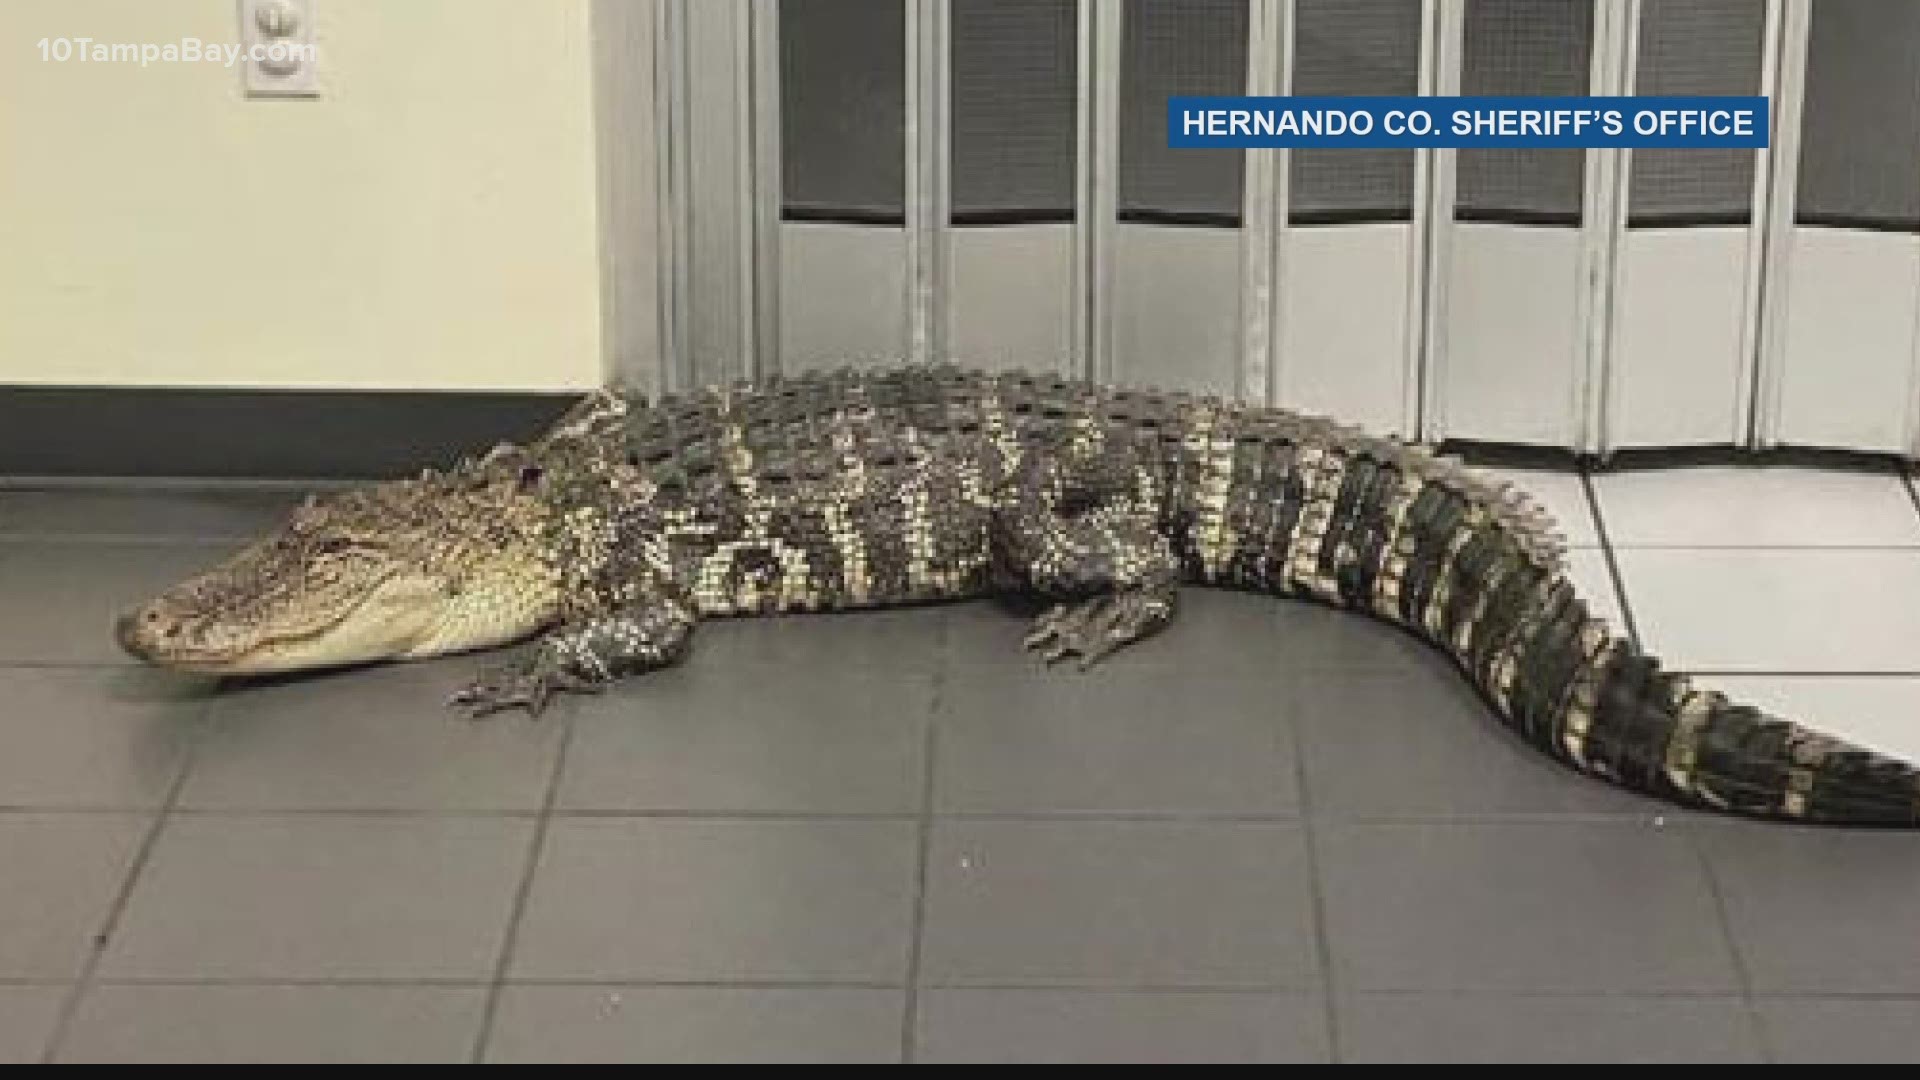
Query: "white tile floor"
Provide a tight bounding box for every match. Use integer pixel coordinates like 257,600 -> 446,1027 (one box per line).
1591,466 -> 1920,548
1617,548 -> 1920,673
1533,462 -> 1920,765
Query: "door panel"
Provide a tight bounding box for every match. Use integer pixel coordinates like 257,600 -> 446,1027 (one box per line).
1779,229 -> 1920,453
779,224 -> 909,370
950,226 -> 1075,373
1608,0 -> 1766,450
1436,0 -> 1594,446
1612,227 -> 1753,447
1280,223 -> 1415,432
1113,223 -> 1243,396
1770,0 -> 1920,454
947,0 -> 1077,375
777,0 -> 910,371
1447,223 -> 1585,445
1280,0 -> 1421,434
1109,0 -> 1249,395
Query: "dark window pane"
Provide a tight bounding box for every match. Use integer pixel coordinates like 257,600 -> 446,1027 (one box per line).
1119,0 -> 1248,226
1795,0 -> 1920,231
781,0 -> 905,223
1289,0 -> 1420,224
1456,0 -> 1591,225
951,0 -> 1077,224
1628,0 -> 1762,227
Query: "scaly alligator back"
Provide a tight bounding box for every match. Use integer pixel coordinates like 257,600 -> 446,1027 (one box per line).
627,365 -> 1920,823
610,366 -> 1920,824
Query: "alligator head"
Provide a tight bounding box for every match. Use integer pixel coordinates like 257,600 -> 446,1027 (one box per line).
116,449 -> 567,677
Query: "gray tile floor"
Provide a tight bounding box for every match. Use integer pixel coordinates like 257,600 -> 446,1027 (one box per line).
3,467 -> 1920,1062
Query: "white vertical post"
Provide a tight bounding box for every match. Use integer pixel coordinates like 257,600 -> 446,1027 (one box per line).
1732,0 -> 1784,449
1239,0 -> 1287,406
1751,0 -> 1810,450
745,0 -> 782,379
1579,0 -> 1635,457
905,0 -> 952,367
1074,0 -> 1123,383
653,0 -> 693,393
1401,0 -> 1441,437
1417,0 -> 1464,444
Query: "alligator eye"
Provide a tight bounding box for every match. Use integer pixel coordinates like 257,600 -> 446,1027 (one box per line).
314,537 -> 355,556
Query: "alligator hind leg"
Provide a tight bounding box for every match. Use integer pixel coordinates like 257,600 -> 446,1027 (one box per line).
995,422 -> 1179,668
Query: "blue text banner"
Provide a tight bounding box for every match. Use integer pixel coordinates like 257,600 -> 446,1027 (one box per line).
1168,96 -> 1769,149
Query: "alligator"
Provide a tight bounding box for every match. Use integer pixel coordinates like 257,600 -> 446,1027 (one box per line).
115,365 -> 1920,825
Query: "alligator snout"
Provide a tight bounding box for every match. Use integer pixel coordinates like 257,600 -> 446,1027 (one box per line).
116,608 -> 152,662
115,604 -> 181,663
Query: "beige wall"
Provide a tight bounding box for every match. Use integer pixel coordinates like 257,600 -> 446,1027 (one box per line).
0,0 -> 606,390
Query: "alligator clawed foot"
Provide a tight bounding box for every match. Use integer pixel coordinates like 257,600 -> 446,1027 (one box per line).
1023,591 -> 1175,670
1023,598 -> 1105,666
449,662 -> 601,720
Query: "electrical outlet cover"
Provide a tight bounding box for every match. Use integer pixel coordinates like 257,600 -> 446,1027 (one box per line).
240,0 -> 319,98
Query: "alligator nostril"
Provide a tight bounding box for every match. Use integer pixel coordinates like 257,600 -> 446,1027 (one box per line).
145,611 -> 161,623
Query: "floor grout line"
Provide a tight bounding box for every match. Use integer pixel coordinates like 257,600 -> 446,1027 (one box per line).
1578,469 -> 1643,654
0,530 -> 247,545
24,972 -> 1920,998
1684,670 -> 1920,679
1598,542 -> 1920,551
72,976 -> 907,990
466,702 -> 580,1065
1281,984 -> 1920,1001
1680,822 -> 1777,1063
897,641 -> 946,1063
35,702 -> 211,1063
1900,472 -> 1920,527
1284,703 -> 1342,1063
0,804 -> 1715,825
0,476 -> 363,493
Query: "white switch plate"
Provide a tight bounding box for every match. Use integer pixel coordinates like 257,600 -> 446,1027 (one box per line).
240,0 -> 319,98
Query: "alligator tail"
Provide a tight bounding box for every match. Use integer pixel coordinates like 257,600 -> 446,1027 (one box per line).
1547,636 -> 1920,826
1375,449 -> 1920,826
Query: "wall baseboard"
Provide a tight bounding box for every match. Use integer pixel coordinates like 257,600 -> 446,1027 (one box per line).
0,387 -> 583,480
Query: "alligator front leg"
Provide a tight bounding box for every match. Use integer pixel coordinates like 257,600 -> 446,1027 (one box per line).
995,423 -> 1181,668
451,595 -> 696,718
1024,584 -> 1177,668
